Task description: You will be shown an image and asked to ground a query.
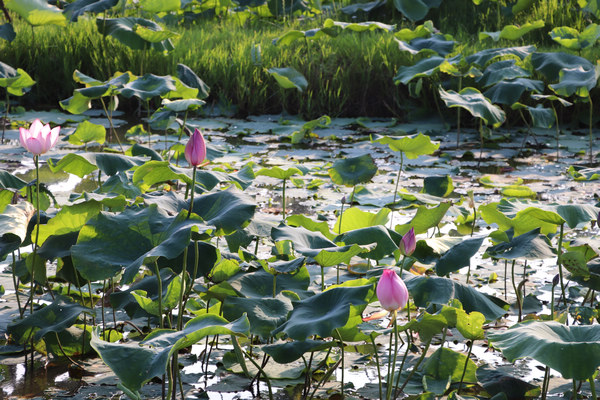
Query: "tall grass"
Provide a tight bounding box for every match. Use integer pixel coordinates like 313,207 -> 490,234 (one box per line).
0,0 -> 598,118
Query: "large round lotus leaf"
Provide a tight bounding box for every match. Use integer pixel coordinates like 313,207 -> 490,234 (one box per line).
64,0 -> 119,22
263,339 -> 334,363
228,268 -> 310,298
439,87 -> 505,128
485,228 -> 554,260
119,74 -> 176,101
5,0 -> 66,26
335,225 -> 398,261
488,321 -> 600,380
96,17 -> 174,52
0,202 -> 35,259
222,295 -> 293,339
271,284 -> 372,340
372,133 -> 439,159
465,45 -> 535,68
328,154 -> 377,187
191,189 -> 256,236
267,67 -> 308,92
435,236 -> 485,276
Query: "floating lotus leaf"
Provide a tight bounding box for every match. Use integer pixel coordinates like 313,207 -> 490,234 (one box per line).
272,284 -> 372,340
91,314 -> 250,394
488,321 -> 600,380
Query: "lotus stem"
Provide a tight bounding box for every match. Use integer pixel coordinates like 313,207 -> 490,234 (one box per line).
589,376 -> 597,400
504,259 -> 508,300
335,329 -> 345,397
177,246 -> 188,331
456,76 -> 462,148
541,366 -> 550,400
370,334 -> 383,400
99,97 -> 123,153
389,151 -> 404,229
557,223 -> 566,307
552,103 -> 560,161
272,274 -> 277,298
2,90 -> 8,144
511,260 -> 523,322
572,379 -> 578,399
11,251 -> 22,317
182,240 -> 199,312
309,358 -> 342,400
393,331 -> 412,400
588,95 -> 594,165
31,155 -> 40,316
457,339 -> 474,394
243,349 -> 274,400
282,177 -> 286,220
88,281 -> 96,325
154,261 -> 163,329
187,165 -> 197,219
321,266 -> 325,291
398,338 -> 431,393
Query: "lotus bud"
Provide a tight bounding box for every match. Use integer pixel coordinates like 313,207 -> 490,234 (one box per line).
552,274 -> 560,287
399,227 -> 416,256
376,269 -> 409,312
184,128 -> 207,167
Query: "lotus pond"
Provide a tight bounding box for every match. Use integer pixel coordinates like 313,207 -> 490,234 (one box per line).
0,107 -> 598,400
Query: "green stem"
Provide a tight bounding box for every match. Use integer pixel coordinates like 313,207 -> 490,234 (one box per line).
511,260 -> 522,322
321,266 -> 325,291
2,91 -> 8,144
12,252 -> 22,317
588,95 -> 594,166
154,261 -> 163,328
244,350 -> 274,400
557,223 -> 566,307
457,76 -> 462,148
31,155 -> 40,315
572,379 -> 578,399
552,103 -> 560,161
393,331 -> 412,398
177,247 -> 188,331
389,152 -> 404,229
457,340 -> 474,394
541,366 -> 550,400
88,280 -> 95,325
335,328 -> 345,398
387,316 -> 399,400
398,338 -> 431,394
589,376 -> 597,400
187,165 -> 197,219
282,177 -> 286,220
272,274 -> 277,298
386,316 -> 394,400
370,334 -> 383,400
182,240 -> 200,312
99,97 -> 123,153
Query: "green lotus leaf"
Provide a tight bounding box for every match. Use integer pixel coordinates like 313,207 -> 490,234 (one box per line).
404,274 -> 508,320
0,171 -> 27,190
267,257 -> 306,274
119,74 -> 177,101
0,66 -> 35,96
228,268 -> 311,298
263,339 -> 334,363
68,120 -> 106,146
274,28 -> 333,46
160,99 -> 205,113
271,284 -> 372,340
131,275 -> 182,316
562,251 -> 590,279
393,56 -> 447,85
336,225 -> 399,261
5,0 -> 66,26
456,310 -> 485,340
550,24 -> 600,50
476,60 -> 531,88
393,0 -> 439,21
0,23 -> 16,42
465,45 -> 536,67
435,236 -> 485,276
511,103 -> 555,129
396,202 -> 452,235
476,365 -> 540,399
323,18 -> 396,32
110,269 -> 177,317
439,87 -> 506,127
7,296 -> 91,343
286,214 -> 336,240
191,189 -> 256,236
581,0 -> 600,19
267,67 -> 308,92
91,314 -> 249,393
37,201 -> 103,245
549,66 -> 600,98
328,154 -> 377,186
257,165 -> 308,180
223,295 -> 293,339
140,0 -> 180,13
48,153 -> 147,178
272,224 -> 336,251
423,175 -> 454,197
372,132 -> 440,158
531,52 -> 593,81
488,321 -> 600,380
479,20 -> 544,42
567,165 -> 600,181
483,78 -> 544,105
176,63 -> 210,99
96,17 -> 174,52
485,228 -> 554,260
64,0 -> 119,21
396,34 -> 455,56
423,347 -> 477,383
0,202 -> 35,259
334,207 -> 390,233
394,20 -> 436,41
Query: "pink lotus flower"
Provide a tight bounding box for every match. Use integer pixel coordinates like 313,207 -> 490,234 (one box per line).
19,119 -> 60,156
399,227 -> 416,256
376,269 -> 409,312
185,128 -> 207,167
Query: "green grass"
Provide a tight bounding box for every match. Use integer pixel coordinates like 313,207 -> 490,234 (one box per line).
1,1 -> 599,119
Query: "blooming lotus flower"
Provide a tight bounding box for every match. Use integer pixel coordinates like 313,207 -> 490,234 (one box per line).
399,227 -> 416,256
185,128 -> 207,167
376,269 -> 409,312
19,119 -> 60,156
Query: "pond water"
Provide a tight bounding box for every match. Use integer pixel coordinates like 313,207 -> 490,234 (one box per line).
0,109 -> 598,399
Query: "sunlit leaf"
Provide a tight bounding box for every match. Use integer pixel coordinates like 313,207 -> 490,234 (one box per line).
439,87 -> 506,127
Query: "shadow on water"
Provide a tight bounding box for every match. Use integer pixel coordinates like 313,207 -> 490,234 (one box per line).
0,360 -> 86,399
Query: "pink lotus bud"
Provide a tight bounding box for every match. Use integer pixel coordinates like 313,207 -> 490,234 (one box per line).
184,128 -> 207,167
376,269 -> 409,312
19,119 -> 60,156
399,227 -> 416,256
